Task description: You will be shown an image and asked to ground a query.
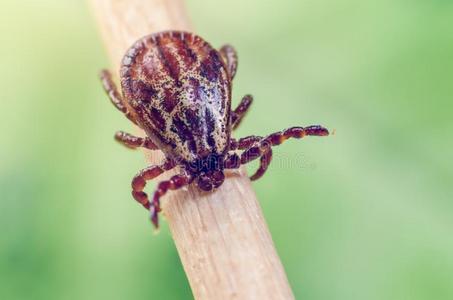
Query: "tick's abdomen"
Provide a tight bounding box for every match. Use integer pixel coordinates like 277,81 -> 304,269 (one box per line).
120,31 -> 232,163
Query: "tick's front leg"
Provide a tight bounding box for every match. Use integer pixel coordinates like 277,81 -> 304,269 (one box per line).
115,131 -> 159,150
219,44 -> 238,80
226,140 -> 272,181
234,125 -> 329,180
231,95 -> 253,130
131,159 -> 175,210
230,135 -> 262,151
227,135 -> 270,179
150,173 -> 192,228
250,148 -> 273,181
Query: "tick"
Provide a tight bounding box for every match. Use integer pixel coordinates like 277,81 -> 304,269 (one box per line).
100,31 -> 329,228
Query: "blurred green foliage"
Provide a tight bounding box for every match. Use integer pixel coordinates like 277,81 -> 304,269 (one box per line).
1,0 -> 452,299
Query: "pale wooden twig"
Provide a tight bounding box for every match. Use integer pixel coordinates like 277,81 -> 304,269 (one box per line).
89,0 -> 295,299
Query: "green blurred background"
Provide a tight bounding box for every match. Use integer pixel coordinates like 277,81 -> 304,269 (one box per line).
1,0 -> 452,299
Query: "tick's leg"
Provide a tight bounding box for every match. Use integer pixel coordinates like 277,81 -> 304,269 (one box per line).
224,146 -> 272,180
100,69 -> 138,125
150,173 -> 192,228
230,135 -> 262,151
250,147 -> 273,181
227,137 -> 271,179
227,135 -> 262,171
231,95 -> 253,130
115,131 -> 159,150
219,44 -> 238,80
224,152 -> 241,169
239,125 -> 329,180
131,159 -> 175,211
227,135 -> 268,178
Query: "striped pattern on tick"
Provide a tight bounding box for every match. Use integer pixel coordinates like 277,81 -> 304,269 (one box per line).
121,31 -> 231,163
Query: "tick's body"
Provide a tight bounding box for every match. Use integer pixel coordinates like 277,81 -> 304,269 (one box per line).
121,32 -> 231,163
101,31 -> 328,227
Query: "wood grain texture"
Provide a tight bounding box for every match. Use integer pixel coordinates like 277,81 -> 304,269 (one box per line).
89,0 -> 295,299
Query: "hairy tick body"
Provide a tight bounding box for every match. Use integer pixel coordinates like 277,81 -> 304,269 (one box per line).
101,31 -> 329,228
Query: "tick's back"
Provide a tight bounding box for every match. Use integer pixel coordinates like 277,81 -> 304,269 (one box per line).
120,31 -> 232,163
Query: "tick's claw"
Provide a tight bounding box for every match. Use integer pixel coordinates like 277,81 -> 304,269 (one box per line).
150,206 -> 159,228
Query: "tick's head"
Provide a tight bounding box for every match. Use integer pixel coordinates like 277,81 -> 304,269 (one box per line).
185,154 -> 225,191
196,170 -> 225,191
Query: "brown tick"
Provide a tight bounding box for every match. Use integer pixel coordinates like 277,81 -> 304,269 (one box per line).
100,31 -> 329,228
